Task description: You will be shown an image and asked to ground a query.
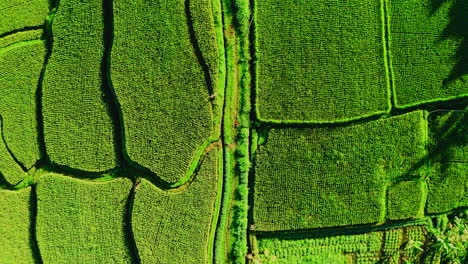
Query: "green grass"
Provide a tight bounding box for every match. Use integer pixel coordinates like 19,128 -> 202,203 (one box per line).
132,149 -> 220,263
36,174 -> 133,263
42,0 -> 117,172
388,0 -> 468,107
0,0 -> 49,36
0,188 -> 35,264
387,180 -> 426,221
111,0 -> 221,184
0,40 -> 46,184
255,225 -> 426,264
254,0 -> 390,123
253,111 -> 427,231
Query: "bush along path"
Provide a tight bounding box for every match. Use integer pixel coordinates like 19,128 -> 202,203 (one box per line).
0,0 -> 467,264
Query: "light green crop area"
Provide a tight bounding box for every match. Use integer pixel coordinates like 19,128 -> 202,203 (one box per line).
42,0 -> 117,172
36,175 -> 133,263
254,0 -> 389,123
0,41 -> 46,184
0,188 -> 34,264
0,0 -> 49,36
112,0 -> 220,183
132,149 -> 220,263
254,111 -> 427,231
256,225 -> 426,264
388,0 -> 468,107
0,29 -> 43,49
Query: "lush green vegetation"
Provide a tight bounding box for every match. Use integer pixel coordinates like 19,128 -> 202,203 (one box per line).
254,0 -> 390,123
387,180 -> 426,220
254,111 -> 427,231
0,0 -> 48,36
388,0 -> 468,107
254,225 -> 426,264
0,29 -> 43,49
0,0 -> 466,263
132,149 -> 220,263
36,174 -> 133,263
111,0 -> 221,184
0,41 -> 46,184
42,0 -> 117,172
427,110 -> 467,214
0,188 -> 35,263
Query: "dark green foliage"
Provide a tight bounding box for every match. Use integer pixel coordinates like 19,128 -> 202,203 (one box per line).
0,41 -> 46,184
427,110 -> 467,214
0,188 -> 35,264
388,0 -> 468,107
254,0 -> 389,122
0,0 -> 49,36
132,149 -> 220,263
427,163 -> 467,214
111,0 -> 220,184
42,0 -> 117,172
387,180 -> 426,220
36,174 -> 133,263
428,110 -> 467,162
255,226 -> 426,264
253,111 -> 427,231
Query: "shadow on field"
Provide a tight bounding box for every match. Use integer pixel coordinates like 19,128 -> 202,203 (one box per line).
431,0 -> 468,85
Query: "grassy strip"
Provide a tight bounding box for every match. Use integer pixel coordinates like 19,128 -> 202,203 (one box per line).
42,0 -> 117,172
253,0 -> 389,123
0,0 -> 48,36
0,28 -> 43,49
132,149 -> 220,263
214,0 -> 237,262
0,188 -> 35,263
111,0 -> 221,184
388,0 -> 468,108
253,111 -> 427,231
0,40 -> 46,185
36,174 -> 133,263
254,225 -> 426,264
230,0 -> 251,263
209,148 -> 225,263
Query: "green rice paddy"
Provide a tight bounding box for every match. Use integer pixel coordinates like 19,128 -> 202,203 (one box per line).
0,0 -> 466,263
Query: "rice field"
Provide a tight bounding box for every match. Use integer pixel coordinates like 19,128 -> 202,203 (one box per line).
0,0 -> 466,263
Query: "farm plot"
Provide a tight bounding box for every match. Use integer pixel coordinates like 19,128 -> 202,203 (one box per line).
388,0 -> 468,107
36,174 -> 133,263
111,0 -> 220,184
0,41 -> 46,184
132,149 -> 221,263
427,110 -> 467,214
0,0 -> 49,36
254,0 -> 389,123
386,180 -> 426,221
42,0 -> 117,172
255,225 -> 426,264
253,111 -> 427,231
0,188 -> 35,264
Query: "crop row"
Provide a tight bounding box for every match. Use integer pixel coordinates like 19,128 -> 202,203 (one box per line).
253,0 -> 467,123
253,109 -> 467,232
254,225 -> 426,263
0,148 -> 222,263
